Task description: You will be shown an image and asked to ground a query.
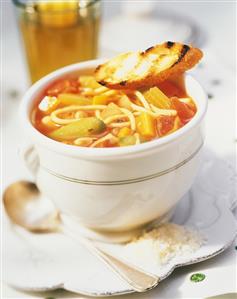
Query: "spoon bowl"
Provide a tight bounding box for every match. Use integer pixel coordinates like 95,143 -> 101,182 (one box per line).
3,181 -> 61,232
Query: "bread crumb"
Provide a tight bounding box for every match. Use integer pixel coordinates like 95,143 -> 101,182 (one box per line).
124,223 -> 204,266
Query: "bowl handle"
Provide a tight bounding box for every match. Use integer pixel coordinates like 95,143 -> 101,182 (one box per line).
19,143 -> 39,177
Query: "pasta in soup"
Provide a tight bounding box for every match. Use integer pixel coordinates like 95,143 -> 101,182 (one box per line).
31,75 -> 197,148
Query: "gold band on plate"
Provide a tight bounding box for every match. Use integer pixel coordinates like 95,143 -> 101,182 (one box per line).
41,142 -> 203,186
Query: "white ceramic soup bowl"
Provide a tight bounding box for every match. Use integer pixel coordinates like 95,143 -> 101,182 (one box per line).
20,59 -> 207,233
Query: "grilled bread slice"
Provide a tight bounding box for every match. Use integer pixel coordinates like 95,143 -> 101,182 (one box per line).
95,42 -> 203,90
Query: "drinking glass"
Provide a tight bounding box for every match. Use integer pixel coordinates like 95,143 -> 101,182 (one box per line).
13,0 -> 101,83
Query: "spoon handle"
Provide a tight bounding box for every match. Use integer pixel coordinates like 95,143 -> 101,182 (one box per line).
62,226 -> 158,292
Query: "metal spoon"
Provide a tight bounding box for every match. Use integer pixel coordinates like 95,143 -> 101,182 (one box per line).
3,181 -> 159,292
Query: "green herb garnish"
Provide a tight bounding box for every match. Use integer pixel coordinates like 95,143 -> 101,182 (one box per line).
190,273 -> 206,282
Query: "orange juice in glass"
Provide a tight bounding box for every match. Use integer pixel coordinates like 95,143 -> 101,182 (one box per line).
13,0 -> 101,83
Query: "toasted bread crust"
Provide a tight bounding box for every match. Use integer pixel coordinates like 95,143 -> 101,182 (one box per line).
95,42 -> 203,90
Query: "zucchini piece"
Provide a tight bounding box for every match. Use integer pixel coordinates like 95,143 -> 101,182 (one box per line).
49,117 -> 106,141
119,135 -> 136,147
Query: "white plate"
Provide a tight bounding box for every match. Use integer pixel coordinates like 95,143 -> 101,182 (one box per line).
3,148 -> 237,297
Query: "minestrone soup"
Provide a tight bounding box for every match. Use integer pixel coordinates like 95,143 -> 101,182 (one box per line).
31,75 -> 197,147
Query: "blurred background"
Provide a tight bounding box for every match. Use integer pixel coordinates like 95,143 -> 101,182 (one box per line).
2,1 -> 236,91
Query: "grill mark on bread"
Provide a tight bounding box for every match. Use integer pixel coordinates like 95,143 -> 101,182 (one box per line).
98,80 -> 106,86
119,81 -> 127,86
173,45 -> 190,66
145,46 -> 154,53
166,41 -> 174,48
95,65 -> 102,72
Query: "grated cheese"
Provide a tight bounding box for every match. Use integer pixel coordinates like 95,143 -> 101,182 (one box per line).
123,223 -> 204,266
